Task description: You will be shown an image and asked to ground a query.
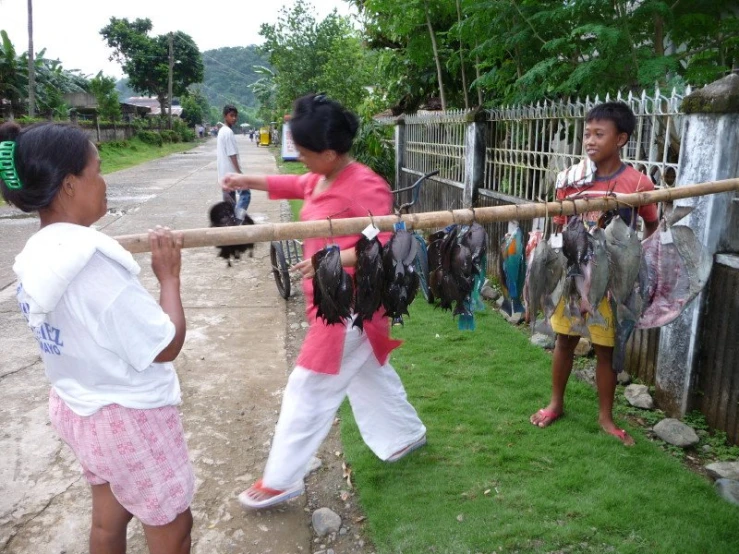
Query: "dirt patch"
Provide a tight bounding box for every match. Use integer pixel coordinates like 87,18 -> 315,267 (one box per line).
280,278 -> 376,554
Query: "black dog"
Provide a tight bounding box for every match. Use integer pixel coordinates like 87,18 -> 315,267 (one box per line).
208,201 -> 255,267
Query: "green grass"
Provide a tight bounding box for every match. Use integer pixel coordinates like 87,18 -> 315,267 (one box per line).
99,137 -> 201,174
340,300 -> 739,554
269,146 -> 306,220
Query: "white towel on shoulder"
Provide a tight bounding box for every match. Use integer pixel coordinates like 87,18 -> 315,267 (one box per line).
555,158 -> 596,189
13,223 -> 140,326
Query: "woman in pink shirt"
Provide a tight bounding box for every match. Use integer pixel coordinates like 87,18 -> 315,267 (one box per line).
222,94 -> 427,510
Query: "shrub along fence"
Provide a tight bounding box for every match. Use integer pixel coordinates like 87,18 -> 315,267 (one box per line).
387,76 -> 739,442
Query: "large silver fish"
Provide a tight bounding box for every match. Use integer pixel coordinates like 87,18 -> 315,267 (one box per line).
524,240 -> 566,334
582,227 -> 610,327
636,224 -> 711,329
605,216 -> 643,373
562,217 -> 592,333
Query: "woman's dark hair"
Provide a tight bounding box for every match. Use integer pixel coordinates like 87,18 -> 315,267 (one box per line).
586,102 -> 636,139
289,94 -> 359,154
0,123 -> 93,212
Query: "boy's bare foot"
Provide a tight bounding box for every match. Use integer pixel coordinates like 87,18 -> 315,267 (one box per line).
530,408 -> 562,428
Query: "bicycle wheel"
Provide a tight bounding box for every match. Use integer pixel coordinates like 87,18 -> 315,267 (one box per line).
412,233 -> 433,303
270,241 -> 291,299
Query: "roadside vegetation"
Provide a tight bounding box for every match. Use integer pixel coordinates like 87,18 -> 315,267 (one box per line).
340,300 -> 739,554
98,135 -> 201,174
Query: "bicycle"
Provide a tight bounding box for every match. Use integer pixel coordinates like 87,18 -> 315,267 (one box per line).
269,237 -> 303,299
391,169 -> 440,304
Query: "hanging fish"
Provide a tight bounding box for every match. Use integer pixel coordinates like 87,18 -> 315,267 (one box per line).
636,222 -> 711,329
560,216 -> 592,334
605,216 -> 643,373
427,229 -> 447,301
353,235 -> 385,331
582,227 -> 610,326
499,225 -> 526,316
208,201 -> 255,267
312,246 -> 354,325
524,240 -> 566,334
458,223 -> 488,327
381,228 -> 420,323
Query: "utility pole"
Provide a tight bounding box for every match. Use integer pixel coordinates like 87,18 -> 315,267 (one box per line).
168,32 -> 174,130
27,0 -> 35,118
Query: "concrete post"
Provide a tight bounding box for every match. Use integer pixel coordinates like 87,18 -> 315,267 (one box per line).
654,74 -> 739,415
394,116 -> 406,190
463,108 -> 487,208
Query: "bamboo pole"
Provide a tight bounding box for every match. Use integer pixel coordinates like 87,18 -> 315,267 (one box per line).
115,179 -> 739,254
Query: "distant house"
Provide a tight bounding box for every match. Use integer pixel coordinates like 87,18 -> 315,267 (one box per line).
126,96 -> 183,118
63,92 -> 150,122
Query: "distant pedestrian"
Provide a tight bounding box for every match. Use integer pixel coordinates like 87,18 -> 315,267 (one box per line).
216,105 -> 250,221
222,94 -> 426,510
0,121 -> 194,553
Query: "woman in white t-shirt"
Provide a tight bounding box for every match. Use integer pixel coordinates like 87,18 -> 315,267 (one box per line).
0,122 -> 194,554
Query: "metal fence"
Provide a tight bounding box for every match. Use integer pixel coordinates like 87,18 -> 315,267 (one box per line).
403,110 -> 469,196
483,87 -> 690,202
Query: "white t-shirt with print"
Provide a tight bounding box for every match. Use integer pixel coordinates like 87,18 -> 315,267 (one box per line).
17,252 -> 180,416
216,125 -> 240,179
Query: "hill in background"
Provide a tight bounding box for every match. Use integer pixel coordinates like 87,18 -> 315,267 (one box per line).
115,45 -> 269,112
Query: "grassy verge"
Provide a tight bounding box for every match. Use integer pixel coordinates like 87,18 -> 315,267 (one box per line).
269,146 -> 306,219
340,300 -> 739,554
99,137 -> 201,174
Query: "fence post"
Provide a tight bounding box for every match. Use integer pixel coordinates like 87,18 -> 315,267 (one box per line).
463,108 -> 486,207
654,73 -> 739,416
394,116 -> 406,190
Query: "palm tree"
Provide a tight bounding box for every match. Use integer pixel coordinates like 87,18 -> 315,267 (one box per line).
27,0 -> 35,117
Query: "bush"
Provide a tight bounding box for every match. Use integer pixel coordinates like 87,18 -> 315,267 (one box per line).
160,130 -> 180,143
136,130 -> 163,146
177,129 -> 197,142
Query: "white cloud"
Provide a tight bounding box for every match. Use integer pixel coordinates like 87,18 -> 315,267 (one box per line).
0,0 -> 355,79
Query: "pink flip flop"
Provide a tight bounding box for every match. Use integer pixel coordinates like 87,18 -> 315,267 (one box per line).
530,408 -> 562,428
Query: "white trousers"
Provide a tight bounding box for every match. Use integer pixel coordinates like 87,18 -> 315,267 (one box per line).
262,323 -> 426,490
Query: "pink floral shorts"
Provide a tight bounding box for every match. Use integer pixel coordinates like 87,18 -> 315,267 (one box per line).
49,389 -> 195,526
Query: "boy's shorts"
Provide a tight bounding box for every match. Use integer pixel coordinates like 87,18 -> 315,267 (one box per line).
49,389 -> 194,526
550,296 -> 615,347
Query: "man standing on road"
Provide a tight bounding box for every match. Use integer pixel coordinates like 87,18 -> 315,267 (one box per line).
217,105 -> 250,221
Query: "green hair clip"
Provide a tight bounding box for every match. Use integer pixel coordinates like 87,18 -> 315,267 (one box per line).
0,141 -> 23,190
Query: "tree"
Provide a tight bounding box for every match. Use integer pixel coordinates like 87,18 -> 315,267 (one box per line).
27,0 -> 34,117
258,0 -> 372,118
0,30 -> 22,119
180,89 -> 210,127
90,72 -> 121,122
100,18 -> 204,118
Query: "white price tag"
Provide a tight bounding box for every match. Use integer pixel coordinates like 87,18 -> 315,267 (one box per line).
508,220 -> 519,235
660,228 -> 674,245
532,217 -> 546,232
362,223 -> 380,240
549,233 -> 563,249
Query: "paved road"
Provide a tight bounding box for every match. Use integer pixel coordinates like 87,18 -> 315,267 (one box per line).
0,137 -> 312,553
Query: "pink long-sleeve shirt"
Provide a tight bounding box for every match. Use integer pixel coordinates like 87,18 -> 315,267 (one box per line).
267,162 -> 402,374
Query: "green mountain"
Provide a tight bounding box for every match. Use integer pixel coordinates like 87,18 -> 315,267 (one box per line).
197,45 -> 269,110
115,45 -> 269,110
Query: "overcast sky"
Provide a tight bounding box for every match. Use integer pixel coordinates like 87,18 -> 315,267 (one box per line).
0,0 -> 356,79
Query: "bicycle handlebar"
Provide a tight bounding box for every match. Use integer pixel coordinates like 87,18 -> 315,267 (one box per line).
394,170 -> 440,213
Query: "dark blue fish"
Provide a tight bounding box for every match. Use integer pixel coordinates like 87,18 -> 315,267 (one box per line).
381,229 -> 419,323
353,236 -> 385,331
312,246 -> 354,325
